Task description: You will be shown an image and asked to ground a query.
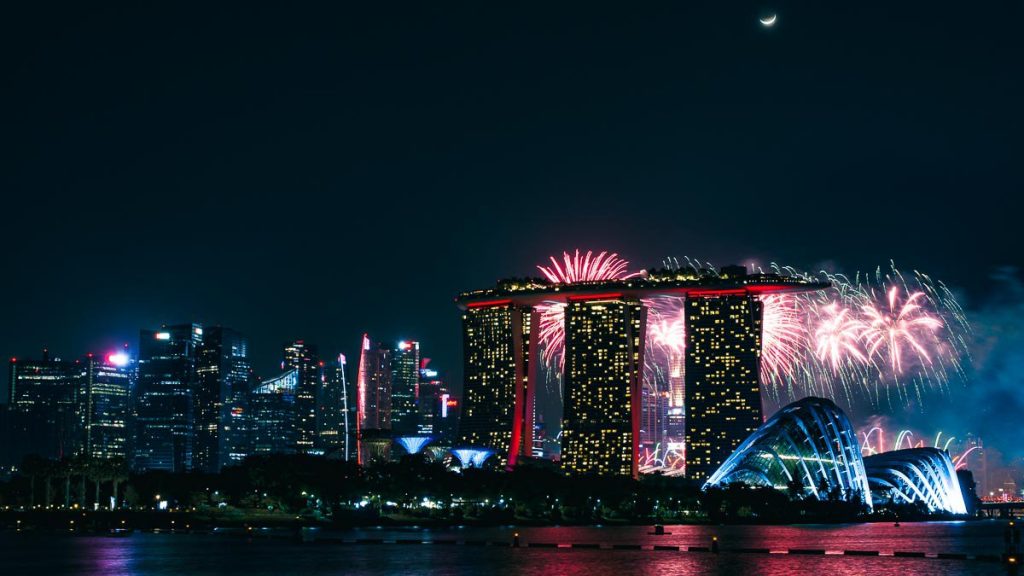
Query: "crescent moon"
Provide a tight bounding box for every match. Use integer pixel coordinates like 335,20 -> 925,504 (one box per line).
760,14 -> 777,26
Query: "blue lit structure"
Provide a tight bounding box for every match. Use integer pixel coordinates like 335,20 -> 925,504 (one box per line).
395,436 -> 433,455
451,448 -> 494,469
863,448 -> 968,515
250,369 -> 299,455
703,397 -> 872,508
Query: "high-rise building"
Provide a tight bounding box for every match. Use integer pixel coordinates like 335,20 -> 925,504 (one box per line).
283,341 -> 320,454
560,298 -> 646,478
194,327 -> 251,473
457,303 -> 537,468
318,354 -> 350,457
7,350 -> 81,464
390,340 -> 420,435
456,265 -> 825,476
683,292 -> 763,481
250,369 -> 299,455
416,363 -> 442,436
356,335 -> 391,432
437,390 -> 460,444
79,351 -> 133,461
133,324 -> 202,472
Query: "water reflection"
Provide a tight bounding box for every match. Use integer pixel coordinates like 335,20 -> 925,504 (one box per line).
0,523 -> 1010,576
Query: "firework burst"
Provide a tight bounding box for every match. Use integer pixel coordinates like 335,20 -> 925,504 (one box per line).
813,302 -> 867,371
861,286 -> 944,374
537,249 -> 635,285
760,294 -> 807,392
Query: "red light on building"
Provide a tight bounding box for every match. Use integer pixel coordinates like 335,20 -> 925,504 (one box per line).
567,292 -> 623,301
466,299 -> 513,308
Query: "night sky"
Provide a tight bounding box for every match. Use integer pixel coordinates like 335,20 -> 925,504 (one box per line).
2,2 -> 1021,396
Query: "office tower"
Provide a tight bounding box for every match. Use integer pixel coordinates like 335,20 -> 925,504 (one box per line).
560,298 -> 646,478
194,327 -> 251,472
416,363 -> 443,436
133,324 -> 202,472
390,340 -> 420,435
79,350 -> 133,461
356,335 -> 391,432
457,303 -> 537,468
250,369 -> 299,455
437,390 -> 460,444
318,354 -> 350,456
7,350 -> 80,464
282,340 -> 320,453
683,294 -> 764,481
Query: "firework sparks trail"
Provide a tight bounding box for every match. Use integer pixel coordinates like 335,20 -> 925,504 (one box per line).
537,249 -> 636,285
859,425 -> 979,471
861,286 -> 944,374
647,299 -> 687,355
953,446 -> 980,471
814,302 -> 868,371
759,261 -> 972,409
860,426 -> 884,456
760,294 -> 807,387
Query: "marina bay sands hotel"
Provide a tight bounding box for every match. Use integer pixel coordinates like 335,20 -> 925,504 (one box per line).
454,265 -> 828,481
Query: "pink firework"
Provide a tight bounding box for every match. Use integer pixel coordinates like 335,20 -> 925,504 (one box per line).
648,317 -> 686,354
536,249 -> 635,284
536,303 -> 567,367
535,250 -> 637,368
861,286 -> 943,374
646,297 -> 687,354
760,294 -> 805,383
813,302 -> 867,371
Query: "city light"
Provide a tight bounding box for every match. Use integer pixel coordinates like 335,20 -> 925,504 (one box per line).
451,448 -> 494,469
107,352 -> 130,367
155,332 -> 170,340
396,436 -> 432,455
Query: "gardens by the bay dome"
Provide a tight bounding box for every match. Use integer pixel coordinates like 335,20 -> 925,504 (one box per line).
704,396 -> 969,515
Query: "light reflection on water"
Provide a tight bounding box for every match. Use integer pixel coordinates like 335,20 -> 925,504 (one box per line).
0,522 -> 1011,576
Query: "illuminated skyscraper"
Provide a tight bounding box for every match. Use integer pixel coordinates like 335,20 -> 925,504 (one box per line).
79,351 -> 133,461
437,390 -> 460,444
416,363 -> 442,436
356,335 -> 392,432
457,302 -> 537,468
318,354 -> 350,456
7,350 -> 81,464
684,289 -> 764,481
560,298 -> 646,478
134,324 -> 203,472
194,327 -> 251,472
283,340 -> 320,454
250,369 -> 299,454
390,340 -> 420,435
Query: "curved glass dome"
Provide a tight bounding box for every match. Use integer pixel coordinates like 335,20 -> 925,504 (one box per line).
703,397 -> 872,508
863,448 -> 967,515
